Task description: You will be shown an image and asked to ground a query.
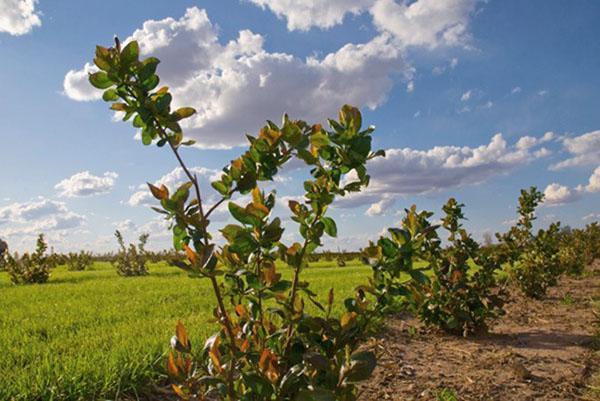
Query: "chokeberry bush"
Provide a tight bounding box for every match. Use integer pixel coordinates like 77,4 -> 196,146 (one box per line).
66,251 -> 93,271
113,230 -> 150,277
416,199 -> 505,335
497,187 -> 563,298
5,234 -> 51,284
90,38 -> 386,400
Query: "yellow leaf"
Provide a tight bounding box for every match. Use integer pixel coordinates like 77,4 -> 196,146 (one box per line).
175,321 -> 189,349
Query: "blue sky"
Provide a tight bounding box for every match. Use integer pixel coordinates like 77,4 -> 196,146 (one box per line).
1,0 -> 599,252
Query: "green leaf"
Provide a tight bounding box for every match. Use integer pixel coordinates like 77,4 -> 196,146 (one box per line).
89,72 -> 113,89
173,107 -> 196,121
211,181 -> 229,196
344,351 -> 376,382
141,129 -> 152,145
220,224 -> 245,243
139,57 -> 160,80
120,41 -> 139,67
321,217 -> 337,237
228,202 -> 261,227
172,182 -> 192,206
102,89 -> 119,101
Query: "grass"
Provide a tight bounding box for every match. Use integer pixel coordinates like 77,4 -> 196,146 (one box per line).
0,260 -> 371,401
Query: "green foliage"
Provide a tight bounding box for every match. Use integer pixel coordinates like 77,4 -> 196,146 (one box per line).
361,205 -> 438,315
5,234 -> 51,284
66,251 -> 93,271
496,187 -> 560,298
416,199 -> 505,335
363,200 -> 506,335
113,230 -> 150,277
91,37 -> 385,401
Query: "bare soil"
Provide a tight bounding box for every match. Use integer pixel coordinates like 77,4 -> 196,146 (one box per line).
359,264 -> 600,401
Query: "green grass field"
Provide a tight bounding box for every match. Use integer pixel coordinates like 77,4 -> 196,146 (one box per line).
0,261 -> 372,401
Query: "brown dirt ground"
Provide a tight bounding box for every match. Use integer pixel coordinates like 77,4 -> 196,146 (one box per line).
358,263 -> 600,401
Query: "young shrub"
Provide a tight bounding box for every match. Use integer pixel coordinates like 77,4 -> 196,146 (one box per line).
497,187 -> 563,298
5,234 -> 51,284
417,198 -> 505,335
113,230 -> 149,277
66,251 -> 93,271
90,37 -> 385,401
361,205 -> 439,315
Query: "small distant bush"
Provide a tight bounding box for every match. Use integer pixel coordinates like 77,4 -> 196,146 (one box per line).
6,234 -> 51,284
66,251 -> 93,271
113,230 -> 149,276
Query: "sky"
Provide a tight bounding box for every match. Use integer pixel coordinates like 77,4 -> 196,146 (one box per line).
0,0 -> 599,253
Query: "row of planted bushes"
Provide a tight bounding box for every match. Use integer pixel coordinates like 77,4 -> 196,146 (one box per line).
82,38 -> 600,400
0,231 -> 153,281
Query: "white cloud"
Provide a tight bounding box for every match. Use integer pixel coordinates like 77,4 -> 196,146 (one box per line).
515,131 -> 555,150
113,219 -> 137,232
583,166 -> 600,193
63,63 -> 102,101
248,0 -> 373,31
64,7 -> 411,149
55,171 -> 118,198
543,183 -> 581,206
0,0 -> 41,36
538,89 -> 549,96
460,89 -> 472,101
336,132 -> 552,210
65,2 -> 482,148
550,130 -> 600,170
511,86 -> 521,94
370,0 -> 478,48
542,166 -> 600,206
406,80 -> 415,93
127,165 -> 220,207
365,196 -> 394,216
0,198 -> 85,239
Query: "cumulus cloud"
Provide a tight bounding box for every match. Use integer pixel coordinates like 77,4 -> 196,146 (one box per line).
127,165 -> 220,207
55,171 -> 118,198
543,183 -> 581,206
515,131 -> 555,150
336,132 -> 552,210
248,0 -> 479,49
64,2 -> 480,149
460,90 -> 472,101
543,166 -> 600,206
248,0 -> 373,31
550,130 -> 600,170
63,63 -> 102,101
0,198 -> 85,238
0,0 -> 41,36
583,166 -> 600,193
365,196 -> 395,216
370,0 -> 478,48
64,8 -> 411,148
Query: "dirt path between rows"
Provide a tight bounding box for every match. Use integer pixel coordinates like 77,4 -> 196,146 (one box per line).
359,263 -> 600,401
